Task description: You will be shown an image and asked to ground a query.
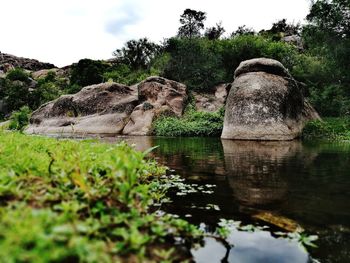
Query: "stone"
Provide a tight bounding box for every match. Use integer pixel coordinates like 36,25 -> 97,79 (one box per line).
281,35 -> 304,50
221,58 -> 320,140
26,82 -> 138,136
0,52 -> 56,71
122,76 -> 187,135
193,83 -> 230,112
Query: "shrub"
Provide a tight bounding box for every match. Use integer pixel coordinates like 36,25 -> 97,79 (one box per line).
6,68 -> 30,82
302,117 -> 350,140
8,106 -> 31,131
70,59 -> 109,88
153,107 -> 224,136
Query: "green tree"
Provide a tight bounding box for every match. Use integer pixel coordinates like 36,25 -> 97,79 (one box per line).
70,59 -> 109,88
204,22 -> 225,40
177,9 -> 207,38
301,0 -> 350,116
112,38 -> 160,70
231,25 -> 255,37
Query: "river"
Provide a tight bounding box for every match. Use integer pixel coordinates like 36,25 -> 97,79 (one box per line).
96,136 -> 350,262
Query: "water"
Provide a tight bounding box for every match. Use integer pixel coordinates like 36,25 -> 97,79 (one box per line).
101,136 -> 350,262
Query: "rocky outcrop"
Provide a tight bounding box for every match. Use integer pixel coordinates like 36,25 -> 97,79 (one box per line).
193,84 -> 230,112
26,77 -> 188,136
122,76 -> 187,135
0,52 -> 56,71
31,68 -> 67,80
27,82 -> 138,135
221,58 -> 320,140
281,35 -> 304,50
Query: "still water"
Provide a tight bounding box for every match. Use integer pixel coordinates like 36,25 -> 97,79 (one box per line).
101,136 -> 350,263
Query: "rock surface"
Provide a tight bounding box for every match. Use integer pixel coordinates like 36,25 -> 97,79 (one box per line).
27,82 -> 138,135
0,52 -> 56,71
221,58 -> 320,140
193,84 -> 230,112
26,77 -> 188,136
122,76 -> 187,135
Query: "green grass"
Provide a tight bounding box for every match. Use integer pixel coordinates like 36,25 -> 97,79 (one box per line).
153,107 -> 224,137
302,117 -> 350,140
0,132 -> 202,262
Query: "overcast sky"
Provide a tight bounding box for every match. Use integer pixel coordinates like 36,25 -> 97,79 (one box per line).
1,0 -> 311,67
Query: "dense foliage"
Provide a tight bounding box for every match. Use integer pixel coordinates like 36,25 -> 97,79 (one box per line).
154,106 -> 225,137
0,132 -> 203,262
8,106 -> 31,131
303,117 -> 350,140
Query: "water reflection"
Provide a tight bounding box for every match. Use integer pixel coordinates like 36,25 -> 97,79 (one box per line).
221,140 -> 301,209
97,136 -> 350,262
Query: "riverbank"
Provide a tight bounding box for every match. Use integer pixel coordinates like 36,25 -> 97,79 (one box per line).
302,117 -> 350,140
0,132 -> 203,262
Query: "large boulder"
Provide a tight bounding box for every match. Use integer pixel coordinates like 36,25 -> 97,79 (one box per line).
26,82 -> 138,135
122,76 -> 187,135
221,58 -> 320,140
26,76 -> 187,136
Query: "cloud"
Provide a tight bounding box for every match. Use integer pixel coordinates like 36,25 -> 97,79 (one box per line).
105,1 -> 142,37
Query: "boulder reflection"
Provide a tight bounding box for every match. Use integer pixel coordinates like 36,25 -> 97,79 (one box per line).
222,140 -> 302,208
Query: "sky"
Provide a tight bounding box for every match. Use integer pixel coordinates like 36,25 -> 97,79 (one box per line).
0,0 -> 311,67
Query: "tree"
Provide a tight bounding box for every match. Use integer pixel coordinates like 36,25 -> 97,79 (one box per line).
113,38 -> 160,70
306,0 -> 350,38
70,59 -> 109,88
178,9 -> 206,38
301,0 -> 350,116
269,19 -> 301,36
205,22 -> 225,40
231,25 -> 255,37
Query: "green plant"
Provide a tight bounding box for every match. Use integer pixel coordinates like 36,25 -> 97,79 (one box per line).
153,107 -> 225,137
8,106 -> 31,131
6,68 -> 30,82
0,132 -> 203,261
302,117 -> 350,140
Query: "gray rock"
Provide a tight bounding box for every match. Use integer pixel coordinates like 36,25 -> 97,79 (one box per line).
122,76 -> 187,135
0,52 -> 56,71
193,83 -> 229,112
221,58 -> 320,140
26,82 -> 138,136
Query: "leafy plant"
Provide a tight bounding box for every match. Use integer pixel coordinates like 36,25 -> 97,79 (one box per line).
153,106 -> 225,137
8,106 -> 31,131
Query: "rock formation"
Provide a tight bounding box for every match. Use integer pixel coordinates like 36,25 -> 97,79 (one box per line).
26,77 -> 187,136
221,58 -> 320,140
0,52 -> 56,71
193,83 -> 230,112
122,76 -> 187,135
27,82 -> 138,135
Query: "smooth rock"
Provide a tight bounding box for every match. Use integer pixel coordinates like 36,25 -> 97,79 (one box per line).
222,58 -> 320,140
26,82 -> 138,136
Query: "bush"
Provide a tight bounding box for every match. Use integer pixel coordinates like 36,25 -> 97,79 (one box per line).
103,63 -> 153,85
6,68 -> 30,82
302,117 -> 350,140
70,59 -> 109,88
8,106 -> 31,131
153,107 -> 224,136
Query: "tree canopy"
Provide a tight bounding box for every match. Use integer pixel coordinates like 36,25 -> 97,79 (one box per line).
177,9 -> 207,38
